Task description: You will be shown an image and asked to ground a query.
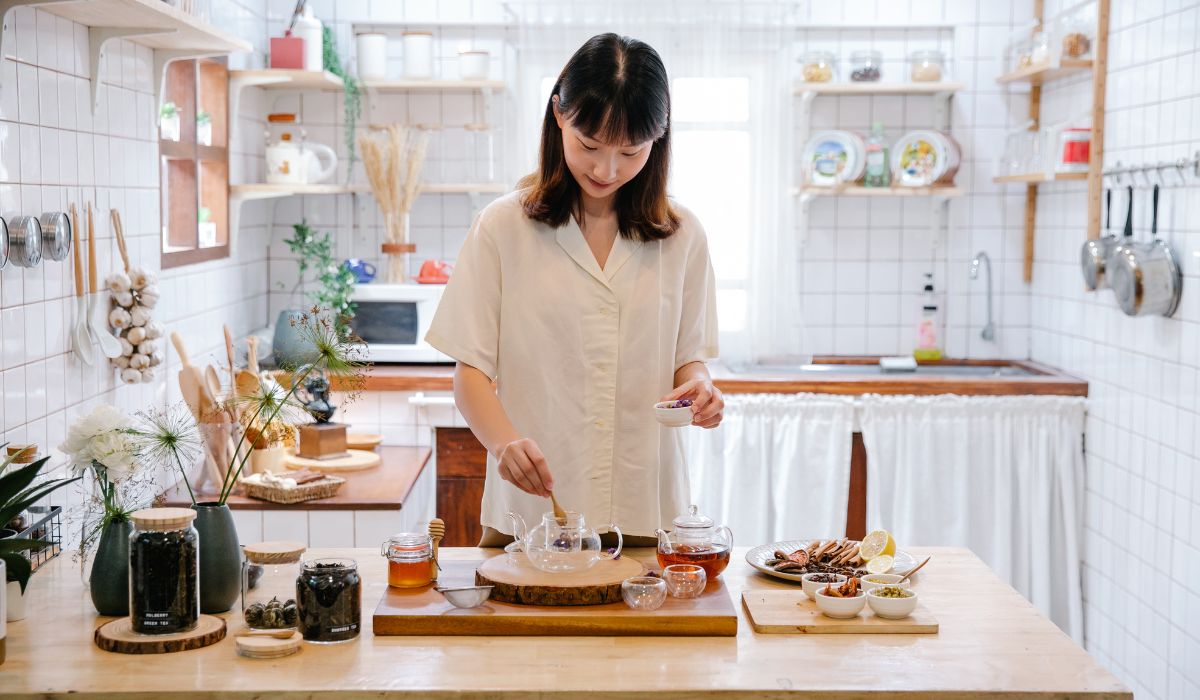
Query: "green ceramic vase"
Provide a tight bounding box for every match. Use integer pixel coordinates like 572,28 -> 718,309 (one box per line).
89,519 -> 132,616
191,502 -> 242,614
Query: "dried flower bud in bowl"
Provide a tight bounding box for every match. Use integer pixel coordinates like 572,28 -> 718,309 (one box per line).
654,398 -> 694,427
114,291 -> 134,308
106,272 -> 131,293
109,307 -> 132,329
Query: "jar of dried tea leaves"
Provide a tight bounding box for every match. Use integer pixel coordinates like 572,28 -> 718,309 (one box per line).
242,541 -> 305,630
297,558 -> 361,643
128,508 -> 199,635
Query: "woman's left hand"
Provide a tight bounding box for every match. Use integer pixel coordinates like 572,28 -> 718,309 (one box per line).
660,379 -> 724,429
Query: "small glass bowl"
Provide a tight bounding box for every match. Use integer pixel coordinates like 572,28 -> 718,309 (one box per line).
662,564 -> 707,599
621,576 -> 667,610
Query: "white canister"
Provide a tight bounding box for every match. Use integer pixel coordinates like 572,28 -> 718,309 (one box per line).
402,32 -> 433,79
458,50 -> 490,80
295,5 -> 324,72
5,579 -> 23,622
356,32 -> 388,80
1,559 -> 6,662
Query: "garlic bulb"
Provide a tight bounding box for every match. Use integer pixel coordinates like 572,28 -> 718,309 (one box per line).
137,291 -> 159,309
120,368 -> 142,384
106,272 -> 131,294
144,321 -> 164,340
118,336 -> 134,356
136,340 -> 156,356
114,291 -> 134,308
129,268 -> 153,290
130,306 -> 150,327
109,307 -> 132,329
149,350 -> 164,367
139,367 -> 155,383
126,326 -> 147,345
112,355 -> 131,369
129,353 -> 150,369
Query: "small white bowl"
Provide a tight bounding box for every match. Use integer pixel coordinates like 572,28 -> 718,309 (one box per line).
814,589 -> 866,619
654,401 -> 694,427
861,573 -> 904,592
801,572 -> 847,600
437,586 -> 493,609
866,586 -> 918,619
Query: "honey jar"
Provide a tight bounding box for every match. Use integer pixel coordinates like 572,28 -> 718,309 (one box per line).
381,533 -> 433,588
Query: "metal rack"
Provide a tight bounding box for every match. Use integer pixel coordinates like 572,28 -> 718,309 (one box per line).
1102,152 -> 1200,187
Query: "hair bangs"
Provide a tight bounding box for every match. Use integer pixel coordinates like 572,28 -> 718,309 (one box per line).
560,84 -> 665,147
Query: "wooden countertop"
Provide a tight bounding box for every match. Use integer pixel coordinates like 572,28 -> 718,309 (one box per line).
159,446 -> 431,510
2,547 -> 1128,699
345,358 -> 1088,396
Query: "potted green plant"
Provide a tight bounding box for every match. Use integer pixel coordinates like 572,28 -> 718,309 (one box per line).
160,101 -> 180,141
275,220 -> 358,367
196,109 -> 212,146
0,450 -> 81,621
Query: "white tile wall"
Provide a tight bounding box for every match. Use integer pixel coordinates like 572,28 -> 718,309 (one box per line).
1030,1 -> 1200,699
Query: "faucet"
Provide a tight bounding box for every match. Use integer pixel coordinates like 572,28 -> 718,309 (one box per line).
969,252 -> 996,342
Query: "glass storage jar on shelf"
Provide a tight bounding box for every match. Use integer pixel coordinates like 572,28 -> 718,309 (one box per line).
849,50 -> 883,82
1056,128 -> 1091,173
1029,31 -> 1051,65
800,51 -> 836,83
128,508 -> 199,635
908,50 -> 945,82
242,541 -> 305,630
1060,14 -> 1093,59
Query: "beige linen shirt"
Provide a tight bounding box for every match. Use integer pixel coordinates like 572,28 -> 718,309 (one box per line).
425,192 -> 718,537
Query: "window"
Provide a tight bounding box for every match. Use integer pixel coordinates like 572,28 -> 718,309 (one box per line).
160,58 -> 229,268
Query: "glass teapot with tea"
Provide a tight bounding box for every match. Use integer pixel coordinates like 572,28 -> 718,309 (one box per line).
506,510 -> 623,574
655,505 -> 733,579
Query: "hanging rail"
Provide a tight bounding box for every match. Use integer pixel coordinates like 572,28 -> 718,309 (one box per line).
1103,151 -> 1200,186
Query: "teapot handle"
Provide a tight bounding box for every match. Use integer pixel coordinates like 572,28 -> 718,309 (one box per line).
306,142 -> 339,183
599,523 -> 623,561
505,511 -> 526,553
719,525 -> 734,549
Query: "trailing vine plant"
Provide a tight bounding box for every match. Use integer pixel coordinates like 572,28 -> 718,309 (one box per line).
322,26 -> 362,185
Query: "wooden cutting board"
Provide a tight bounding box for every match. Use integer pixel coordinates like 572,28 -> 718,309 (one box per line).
742,590 -> 938,634
283,449 -> 381,471
373,558 -> 738,637
94,614 -> 227,653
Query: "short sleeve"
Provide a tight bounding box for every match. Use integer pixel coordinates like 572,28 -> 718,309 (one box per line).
425,213 -> 501,379
675,221 -> 720,370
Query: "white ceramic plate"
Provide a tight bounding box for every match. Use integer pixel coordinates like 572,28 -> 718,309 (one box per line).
801,130 -> 866,186
745,539 -> 918,583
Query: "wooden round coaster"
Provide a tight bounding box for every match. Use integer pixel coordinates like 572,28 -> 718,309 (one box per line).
236,631 -> 302,659
475,553 -> 645,606
94,615 -> 226,654
346,433 -> 383,451
283,449 -> 381,472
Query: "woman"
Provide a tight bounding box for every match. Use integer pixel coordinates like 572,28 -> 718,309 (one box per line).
426,33 -> 722,546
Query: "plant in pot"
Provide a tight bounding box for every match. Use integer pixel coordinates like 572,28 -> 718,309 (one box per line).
274,220 -> 358,367
1,449 -> 81,621
60,405 -> 198,616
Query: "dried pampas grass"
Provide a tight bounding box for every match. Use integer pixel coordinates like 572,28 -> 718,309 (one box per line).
358,125 -> 429,282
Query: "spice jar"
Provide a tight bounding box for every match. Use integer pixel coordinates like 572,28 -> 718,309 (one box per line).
1056,128 -> 1091,173
381,532 -> 433,588
909,50 -> 945,82
1061,15 -> 1092,58
128,508 -> 199,635
297,558 -> 361,643
242,541 -> 305,630
1030,31 -> 1050,65
801,51 -> 836,83
849,50 -> 882,82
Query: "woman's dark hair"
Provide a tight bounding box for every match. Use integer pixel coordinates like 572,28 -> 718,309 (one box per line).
519,33 -> 679,241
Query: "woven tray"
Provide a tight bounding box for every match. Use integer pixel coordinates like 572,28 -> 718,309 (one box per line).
241,475 -> 346,504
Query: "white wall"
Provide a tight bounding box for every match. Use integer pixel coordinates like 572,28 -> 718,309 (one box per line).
1030,1 -> 1200,698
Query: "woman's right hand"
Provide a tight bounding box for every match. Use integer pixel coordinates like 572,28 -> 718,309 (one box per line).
497,438 -> 554,497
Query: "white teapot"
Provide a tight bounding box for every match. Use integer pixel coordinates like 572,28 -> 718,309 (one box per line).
265,137 -> 337,185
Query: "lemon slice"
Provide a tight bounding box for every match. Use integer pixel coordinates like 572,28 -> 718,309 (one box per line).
859,529 -> 896,561
865,554 -> 895,575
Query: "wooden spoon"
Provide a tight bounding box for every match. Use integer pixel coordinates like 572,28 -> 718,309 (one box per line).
86,203 -> 123,359
235,337 -> 262,399
897,556 -> 931,584
549,492 -> 567,524
69,204 -> 94,366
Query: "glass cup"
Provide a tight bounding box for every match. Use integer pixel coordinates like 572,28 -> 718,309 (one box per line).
621,576 -> 667,611
662,564 -> 707,599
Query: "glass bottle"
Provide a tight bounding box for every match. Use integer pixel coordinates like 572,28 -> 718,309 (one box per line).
913,273 -> 943,361
863,122 -> 890,188
242,541 -> 305,630
128,508 -> 199,635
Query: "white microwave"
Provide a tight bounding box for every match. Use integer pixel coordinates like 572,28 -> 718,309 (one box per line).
351,283 -> 451,363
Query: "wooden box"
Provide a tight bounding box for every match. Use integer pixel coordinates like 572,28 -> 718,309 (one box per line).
297,422 -> 348,459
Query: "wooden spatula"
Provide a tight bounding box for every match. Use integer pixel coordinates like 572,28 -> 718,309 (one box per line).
235,337 -> 262,400
171,332 -> 210,418
549,492 -> 568,524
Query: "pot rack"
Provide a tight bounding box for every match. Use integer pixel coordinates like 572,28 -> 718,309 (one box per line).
1102,152 -> 1200,187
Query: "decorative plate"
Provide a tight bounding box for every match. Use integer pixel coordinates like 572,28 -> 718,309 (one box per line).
745,539 -> 919,583
891,130 -> 961,186
802,130 -> 866,186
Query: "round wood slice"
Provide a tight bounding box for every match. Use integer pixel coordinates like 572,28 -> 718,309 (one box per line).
94,615 -> 226,654
236,632 -> 301,659
346,433 -> 383,451
475,553 -> 645,606
283,449 -> 381,472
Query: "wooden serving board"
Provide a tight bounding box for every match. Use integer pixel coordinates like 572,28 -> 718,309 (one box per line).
94,615 -> 227,654
475,551 -> 644,605
373,558 -> 738,637
283,449 -> 381,472
346,433 -> 384,451
742,590 -> 938,634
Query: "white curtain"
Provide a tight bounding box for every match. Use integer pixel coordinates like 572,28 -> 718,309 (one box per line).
683,393 -> 857,544
859,394 -> 1087,641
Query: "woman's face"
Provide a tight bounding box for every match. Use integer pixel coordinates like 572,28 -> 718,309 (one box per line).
554,98 -> 655,201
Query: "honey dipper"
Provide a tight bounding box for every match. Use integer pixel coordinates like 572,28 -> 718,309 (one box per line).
428,518 -> 445,583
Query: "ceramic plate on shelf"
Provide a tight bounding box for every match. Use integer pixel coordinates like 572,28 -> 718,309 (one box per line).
801,130 -> 866,186
891,130 -> 961,186
745,539 -> 918,583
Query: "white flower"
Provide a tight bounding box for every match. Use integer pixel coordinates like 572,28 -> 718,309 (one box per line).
58,405 -> 134,472
89,431 -> 139,480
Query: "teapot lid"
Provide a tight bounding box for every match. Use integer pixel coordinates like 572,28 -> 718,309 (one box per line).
673,505 -> 713,529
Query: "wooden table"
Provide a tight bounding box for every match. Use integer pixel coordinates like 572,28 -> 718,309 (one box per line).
1,547 -> 1129,699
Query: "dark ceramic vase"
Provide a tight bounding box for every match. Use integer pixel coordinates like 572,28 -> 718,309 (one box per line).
273,309 -> 318,369
191,502 -> 242,614
89,519 -> 132,616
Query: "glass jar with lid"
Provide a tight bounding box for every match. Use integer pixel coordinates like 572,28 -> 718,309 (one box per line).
1029,31 -> 1051,65
381,532 -> 433,588
849,50 -> 883,82
242,540 -> 305,630
800,50 -> 836,83
908,50 -> 945,82
297,558 -> 361,643
1060,14 -> 1093,59
128,508 -> 199,635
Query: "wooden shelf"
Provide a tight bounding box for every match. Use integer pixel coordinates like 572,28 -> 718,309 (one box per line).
231,182 -> 507,201
996,59 -> 1093,85
794,185 -> 963,197
33,0 -> 249,53
362,79 -> 506,92
229,69 -> 343,91
794,82 -> 965,95
994,172 -> 1088,184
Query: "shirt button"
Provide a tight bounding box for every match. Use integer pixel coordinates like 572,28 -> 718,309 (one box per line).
595,420 -> 605,428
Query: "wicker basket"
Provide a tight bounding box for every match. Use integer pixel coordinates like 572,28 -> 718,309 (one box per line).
241,474 -> 346,505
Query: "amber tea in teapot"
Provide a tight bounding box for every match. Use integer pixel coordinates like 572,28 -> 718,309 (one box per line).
655,505 -> 733,579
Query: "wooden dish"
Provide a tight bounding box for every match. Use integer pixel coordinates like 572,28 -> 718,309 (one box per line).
346,433 -> 384,451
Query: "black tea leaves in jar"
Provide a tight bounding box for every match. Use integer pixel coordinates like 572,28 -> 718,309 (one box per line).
297,558 -> 361,643
128,508 -> 199,635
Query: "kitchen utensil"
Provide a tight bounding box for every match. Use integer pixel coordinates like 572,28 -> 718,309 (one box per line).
505,510 -> 623,574
801,131 -> 866,186
7,215 -> 42,268
342,258 -> 376,283
1109,184 -> 1183,317
264,115 -> 338,185
0,216 -> 9,270
415,259 -> 452,284
892,130 -> 961,186
436,585 -> 493,609
281,450 -> 382,472
662,564 -> 706,599
802,572 -> 848,600
896,556 -> 931,584
37,211 -> 71,261
866,587 -> 919,619
745,540 -> 918,583
85,206 -> 123,359
205,365 -> 223,403
1080,186 -> 1119,290
402,31 -> 433,78
814,588 -> 866,619
621,576 -> 667,611
235,337 -> 262,400
655,504 -> 733,579
428,518 -> 445,583
171,332 -> 216,419
549,492 -> 567,524
69,206 -> 93,366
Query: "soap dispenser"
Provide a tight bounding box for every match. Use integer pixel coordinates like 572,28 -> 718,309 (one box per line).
913,273 -> 942,361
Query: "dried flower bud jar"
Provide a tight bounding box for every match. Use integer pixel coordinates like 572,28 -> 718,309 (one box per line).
128,508 -> 199,635
242,541 -> 305,630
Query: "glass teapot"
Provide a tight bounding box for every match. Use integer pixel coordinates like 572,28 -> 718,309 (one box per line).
505,510 -> 623,574
655,505 -> 734,579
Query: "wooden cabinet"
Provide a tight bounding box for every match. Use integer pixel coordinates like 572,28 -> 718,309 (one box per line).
435,428 -> 488,546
